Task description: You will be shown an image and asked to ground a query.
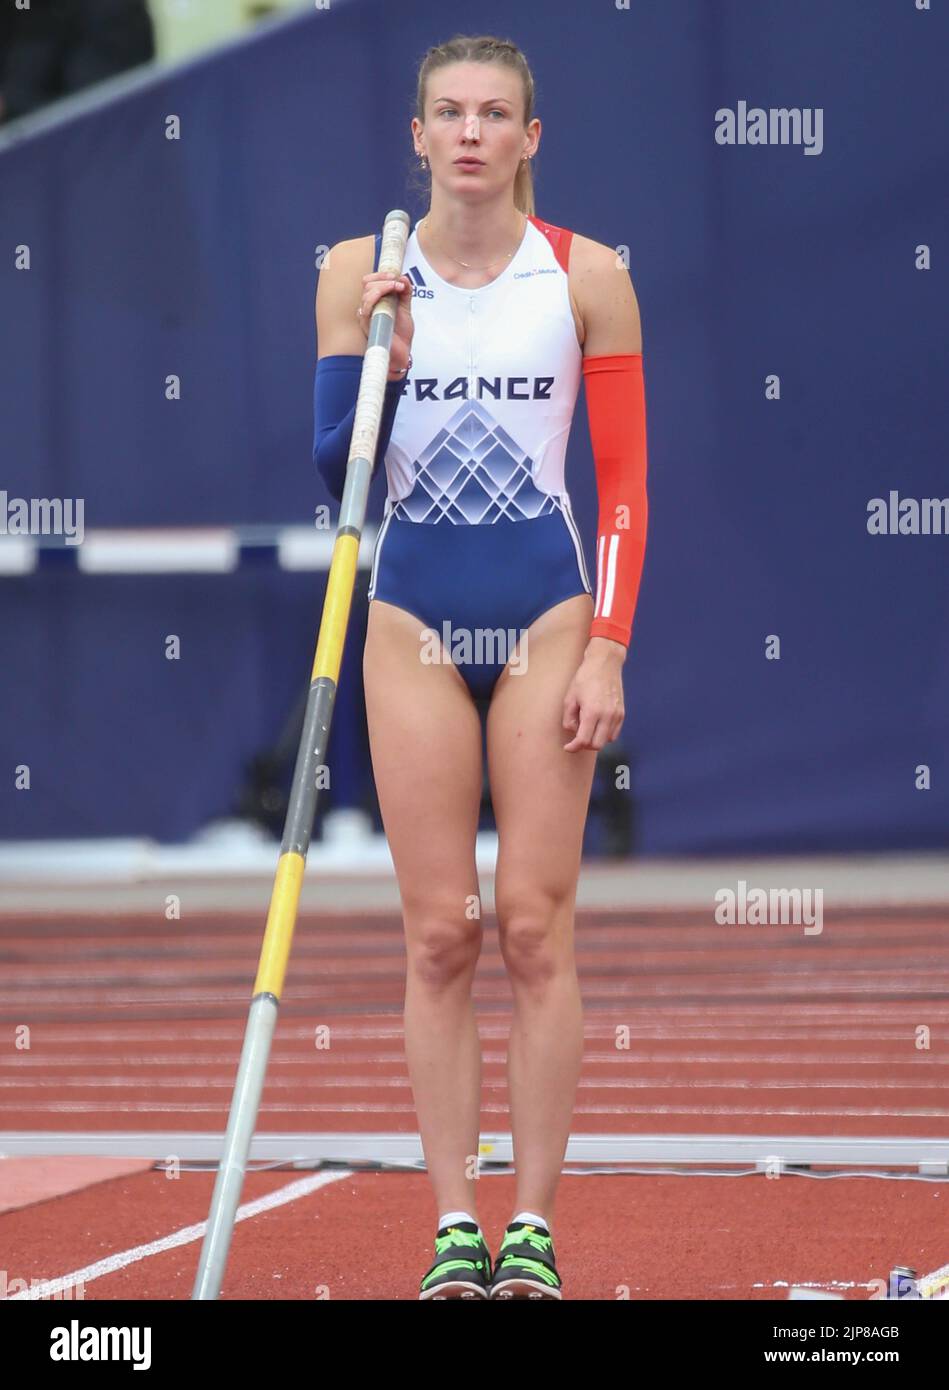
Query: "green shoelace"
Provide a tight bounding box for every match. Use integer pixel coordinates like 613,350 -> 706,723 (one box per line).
496,1226 -> 559,1286
420,1227 -> 489,1290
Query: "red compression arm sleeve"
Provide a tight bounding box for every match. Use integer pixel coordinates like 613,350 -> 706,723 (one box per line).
582,352 -> 649,648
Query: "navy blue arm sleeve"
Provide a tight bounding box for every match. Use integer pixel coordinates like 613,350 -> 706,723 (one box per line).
312,354 -> 403,503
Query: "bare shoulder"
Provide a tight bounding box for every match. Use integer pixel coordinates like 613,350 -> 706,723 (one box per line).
568,230 -> 642,357
321,233 -> 376,279
315,233 -> 377,358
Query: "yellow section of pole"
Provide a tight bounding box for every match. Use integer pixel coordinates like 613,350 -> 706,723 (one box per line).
311,531 -> 360,684
252,851 -> 305,999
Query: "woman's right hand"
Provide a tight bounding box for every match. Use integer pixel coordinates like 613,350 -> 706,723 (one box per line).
359,272 -> 415,380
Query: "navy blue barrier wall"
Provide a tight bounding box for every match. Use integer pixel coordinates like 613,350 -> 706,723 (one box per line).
1,555 -> 371,841
1,0 -> 946,849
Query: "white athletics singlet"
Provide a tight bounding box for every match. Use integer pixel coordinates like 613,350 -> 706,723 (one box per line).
366,214 -> 594,702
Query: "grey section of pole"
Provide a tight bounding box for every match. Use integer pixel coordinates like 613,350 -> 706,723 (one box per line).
191,993 -> 279,1299
282,677 -> 336,856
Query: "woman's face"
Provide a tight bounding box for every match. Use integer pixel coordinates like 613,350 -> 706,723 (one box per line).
415,63 -> 539,199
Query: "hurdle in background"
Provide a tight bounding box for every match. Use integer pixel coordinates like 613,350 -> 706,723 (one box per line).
190,209 -> 411,1300
0,522 -> 379,576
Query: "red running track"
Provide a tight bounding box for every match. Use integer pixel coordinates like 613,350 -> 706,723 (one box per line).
1,905 -> 948,1298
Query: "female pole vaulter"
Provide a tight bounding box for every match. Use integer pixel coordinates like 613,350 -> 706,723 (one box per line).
313,34 -> 648,1300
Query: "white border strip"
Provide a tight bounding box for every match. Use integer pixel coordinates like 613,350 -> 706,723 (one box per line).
1,1131 -> 947,1169
3,847 -> 949,912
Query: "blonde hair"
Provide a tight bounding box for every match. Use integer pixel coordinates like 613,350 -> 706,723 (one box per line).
411,34 -> 536,217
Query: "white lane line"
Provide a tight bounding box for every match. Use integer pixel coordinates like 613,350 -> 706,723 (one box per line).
755,1279 -> 864,1292
4,1169 -> 352,1300
8,1101 -> 949,1116
2,1076 -> 948,1091
4,1047 -> 948,1067
12,1014 -> 949,1042
5,976 -> 948,1004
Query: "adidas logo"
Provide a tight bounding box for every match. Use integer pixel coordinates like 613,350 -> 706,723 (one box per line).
405,265 -> 434,300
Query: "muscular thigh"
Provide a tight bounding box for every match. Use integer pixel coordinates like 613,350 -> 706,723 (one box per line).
486,595 -> 597,909
363,598 -> 484,917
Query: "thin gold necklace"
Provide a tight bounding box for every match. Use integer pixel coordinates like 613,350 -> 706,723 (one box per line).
419,213 -> 525,271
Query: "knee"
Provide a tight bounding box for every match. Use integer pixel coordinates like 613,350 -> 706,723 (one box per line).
496,891 -> 570,985
405,906 -> 482,990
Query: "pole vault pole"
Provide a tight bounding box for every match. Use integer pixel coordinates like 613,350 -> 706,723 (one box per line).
192,208 -> 411,1300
